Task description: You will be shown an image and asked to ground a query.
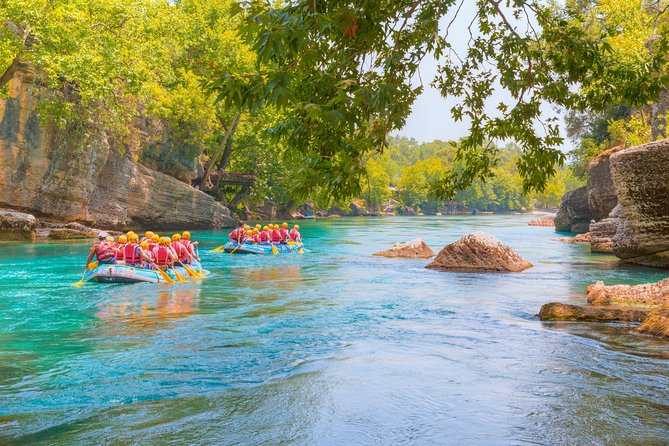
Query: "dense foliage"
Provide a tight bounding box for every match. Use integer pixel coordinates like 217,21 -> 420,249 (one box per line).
359,136 -> 582,214
213,0 -> 669,201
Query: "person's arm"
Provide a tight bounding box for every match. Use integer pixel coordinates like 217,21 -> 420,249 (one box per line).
85,244 -> 97,268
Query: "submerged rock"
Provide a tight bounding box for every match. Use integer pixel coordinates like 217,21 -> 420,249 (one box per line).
538,302 -> 651,322
587,278 -> 669,307
0,208 -> 37,240
426,232 -> 532,272
528,214 -> 555,227
636,310 -> 669,339
373,239 -> 435,259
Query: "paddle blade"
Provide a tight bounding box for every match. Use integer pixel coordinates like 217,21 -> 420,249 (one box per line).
156,267 -> 175,284
271,244 -> 278,255
72,279 -> 85,287
299,247 -> 304,254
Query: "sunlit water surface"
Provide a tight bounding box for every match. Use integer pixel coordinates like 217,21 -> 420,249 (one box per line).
1,215 -> 668,445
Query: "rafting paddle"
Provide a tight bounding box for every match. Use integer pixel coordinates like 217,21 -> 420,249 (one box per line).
154,265 -> 175,284
72,268 -> 87,287
230,243 -> 240,255
271,243 -> 278,255
172,267 -> 189,283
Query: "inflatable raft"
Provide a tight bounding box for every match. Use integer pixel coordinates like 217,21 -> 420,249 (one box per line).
84,263 -> 207,284
222,241 -> 303,255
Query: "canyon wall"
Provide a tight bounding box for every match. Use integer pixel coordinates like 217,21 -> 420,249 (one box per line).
0,69 -> 234,230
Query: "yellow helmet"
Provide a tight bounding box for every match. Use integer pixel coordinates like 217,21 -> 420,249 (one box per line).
172,233 -> 181,241
252,228 -> 259,233
106,236 -> 114,242
255,224 -> 261,229
126,231 -> 135,238
128,233 -> 139,242
182,231 -> 191,240
118,235 -> 127,243
246,230 -> 253,235
282,222 -> 288,228
145,231 -> 154,238
263,226 -> 269,231
294,225 -> 300,230
140,241 -> 149,249
273,224 -> 280,230
158,237 -> 167,245
151,234 -> 159,242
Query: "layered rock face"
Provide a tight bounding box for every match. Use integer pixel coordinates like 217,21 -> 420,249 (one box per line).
426,232 -> 532,272
0,209 -> 37,240
0,70 -> 233,230
373,239 -> 435,258
609,140 -> 669,267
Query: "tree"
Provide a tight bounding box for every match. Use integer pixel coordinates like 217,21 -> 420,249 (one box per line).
211,0 -> 669,202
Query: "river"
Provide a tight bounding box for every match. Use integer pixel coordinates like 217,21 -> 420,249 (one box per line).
1,215 -> 668,445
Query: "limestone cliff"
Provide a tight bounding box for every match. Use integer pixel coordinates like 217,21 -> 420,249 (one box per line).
555,146 -> 622,233
609,140 -> 669,267
0,69 -> 234,229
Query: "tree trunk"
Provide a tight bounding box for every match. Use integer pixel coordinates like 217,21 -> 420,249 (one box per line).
0,56 -> 23,90
199,111 -> 241,191
230,185 -> 251,208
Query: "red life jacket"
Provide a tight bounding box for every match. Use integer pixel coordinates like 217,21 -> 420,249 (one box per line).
279,228 -> 289,240
116,243 -> 126,260
96,241 -> 116,262
253,234 -> 261,244
171,241 -> 188,261
229,228 -> 242,241
270,230 -> 281,242
259,231 -> 269,242
124,243 -> 141,264
289,229 -> 300,240
154,246 -> 171,267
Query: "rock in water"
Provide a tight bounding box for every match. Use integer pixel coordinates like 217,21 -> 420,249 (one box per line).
587,278 -> 669,307
426,232 -> 532,272
609,140 -> 669,268
528,214 -> 555,227
538,302 -> 652,322
636,310 -> 669,339
0,208 -> 37,240
373,239 -> 435,259
554,186 -> 593,233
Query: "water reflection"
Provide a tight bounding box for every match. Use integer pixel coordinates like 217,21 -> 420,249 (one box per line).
95,285 -> 201,334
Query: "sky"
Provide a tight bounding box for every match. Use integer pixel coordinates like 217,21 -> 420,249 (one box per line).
394,2 -> 568,150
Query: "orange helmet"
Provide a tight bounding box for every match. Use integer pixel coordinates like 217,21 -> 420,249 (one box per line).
263,226 -> 269,231
151,234 -> 159,242
293,225 -> 300,229
140,241 -> 149,249
182,231 -> 191,240
282,222 -> 288,228
273,224 -> 280,230
172,234 -> 181,241
118,235 -> 127,243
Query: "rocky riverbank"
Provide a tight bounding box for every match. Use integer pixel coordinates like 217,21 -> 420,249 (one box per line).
0,69 -> 234,236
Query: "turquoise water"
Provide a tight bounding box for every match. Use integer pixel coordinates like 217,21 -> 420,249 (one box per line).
1,215 -> 668,445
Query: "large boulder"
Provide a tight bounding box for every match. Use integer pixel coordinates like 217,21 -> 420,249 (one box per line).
373,239 -> 435,259
554,186 -> 593,233
609,140 -> 669,268
636,310 -> 669,339
0,208 -> 37,240
587,277 -> 669,307
0,68 -> 234,230
426,232 -> 532,272
586,146 -> 624,221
